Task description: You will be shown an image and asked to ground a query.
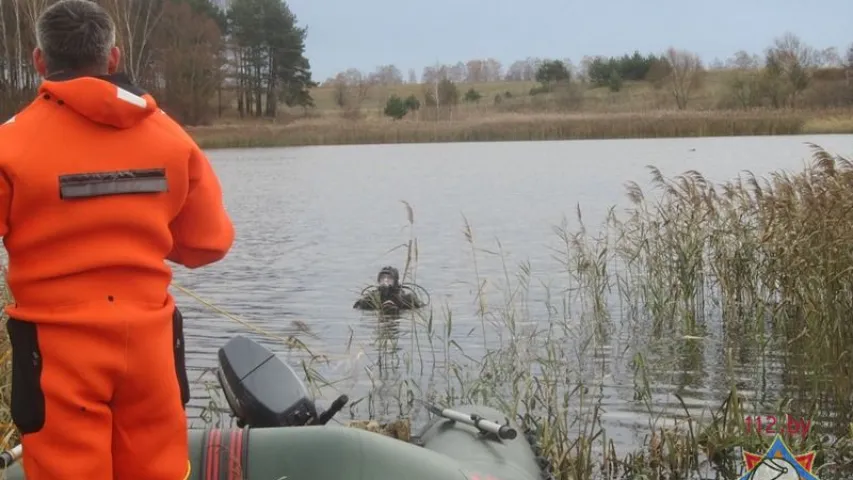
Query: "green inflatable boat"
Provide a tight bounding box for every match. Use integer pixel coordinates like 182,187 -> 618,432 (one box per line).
0,335 -> 551,480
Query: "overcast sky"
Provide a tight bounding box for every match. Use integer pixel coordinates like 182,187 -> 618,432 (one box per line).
281,0 -> 852,81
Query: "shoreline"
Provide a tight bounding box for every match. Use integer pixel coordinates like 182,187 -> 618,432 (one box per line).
187,109 -> 853,150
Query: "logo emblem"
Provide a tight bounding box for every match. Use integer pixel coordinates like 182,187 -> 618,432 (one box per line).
740,434 -> 818,480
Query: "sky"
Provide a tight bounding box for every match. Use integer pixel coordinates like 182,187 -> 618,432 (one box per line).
280,0 -> 853,82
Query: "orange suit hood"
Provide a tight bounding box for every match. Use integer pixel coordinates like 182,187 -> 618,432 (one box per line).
39,72 -> 157,129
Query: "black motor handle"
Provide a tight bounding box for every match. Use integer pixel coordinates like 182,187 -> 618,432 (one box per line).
313,394 -> 349,425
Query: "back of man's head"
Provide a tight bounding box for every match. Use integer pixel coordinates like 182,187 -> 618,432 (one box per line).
36,0 -> 117,75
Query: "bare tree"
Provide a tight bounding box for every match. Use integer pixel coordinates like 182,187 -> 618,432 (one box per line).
504,60 -> 526,81
846,44 -> 853,86
483,58 -> 502,81
153,0 -> 222,125
421,64 -> 448,85
726,50 -> 762,70
576,56 -> 596,82
524,57 -> 543,80
330,68 -> 372,115
561,58 -> 575,78
764,32 -> 818,107
817,47 -> 842,67
503,57 -> 541,81
2,0 -> 313,123
407,68 -> 417,84
332,76 -> 347,109
465,59 -> 484,82
1,0 -> 40,117
724,51 -> 762,108
105,0 -> 166,85
20,0 -> 50,43
463,59 -> 503,82
448,61 -> 466,82
11,0 -> 23,88
369,64 -> 403,86
0,1 -> 12,86
664,48 -> 705,109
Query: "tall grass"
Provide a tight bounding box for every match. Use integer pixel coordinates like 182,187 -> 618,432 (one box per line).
0,267 -> 12,450
278,142 -> 852,479
2,145 -> 853,479
186,109 -> 845,149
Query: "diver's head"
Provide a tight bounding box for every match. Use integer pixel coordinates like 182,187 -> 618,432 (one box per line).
377,266 -> 400,293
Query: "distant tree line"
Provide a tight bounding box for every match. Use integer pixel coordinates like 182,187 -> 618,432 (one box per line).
336,33 -> 850,119
328,36 -> 851,87
0,0 -> 315,125
2,1 -> 851,126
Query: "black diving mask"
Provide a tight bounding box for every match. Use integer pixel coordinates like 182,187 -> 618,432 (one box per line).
378,274 -> 395,289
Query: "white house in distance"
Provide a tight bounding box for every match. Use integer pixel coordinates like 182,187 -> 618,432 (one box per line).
209,0 -> 237,89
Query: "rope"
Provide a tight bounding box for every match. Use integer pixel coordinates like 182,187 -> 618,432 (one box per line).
171,282 -> 320,355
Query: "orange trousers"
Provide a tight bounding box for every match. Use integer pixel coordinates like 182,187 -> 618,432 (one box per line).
7,308 -> 191,480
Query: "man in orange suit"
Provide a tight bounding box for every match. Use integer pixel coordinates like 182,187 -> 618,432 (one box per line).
0,1 -> 235,478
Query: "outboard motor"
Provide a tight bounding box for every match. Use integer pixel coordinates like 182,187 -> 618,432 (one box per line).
216,335 -> 348,428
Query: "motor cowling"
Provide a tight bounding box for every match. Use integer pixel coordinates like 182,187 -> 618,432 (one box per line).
216,335 -> 318,428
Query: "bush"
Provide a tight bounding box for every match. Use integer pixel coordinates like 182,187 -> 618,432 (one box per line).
607,69 -> 623,92
384,95 -> 409,120
587,51 -> 668,87
403,94 -> 421,112
464,88 -> 482,103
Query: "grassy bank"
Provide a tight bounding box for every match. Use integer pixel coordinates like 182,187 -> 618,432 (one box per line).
189,109 -> 853,149
307,70 -> 851,115
0,269 -> 10,451
2,146 -> 853,479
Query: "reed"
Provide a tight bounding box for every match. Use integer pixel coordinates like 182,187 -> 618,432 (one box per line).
271,142 -> 852,479
3,145 -> 853,479
186,109 -> 838,149
0,268 -> 12,450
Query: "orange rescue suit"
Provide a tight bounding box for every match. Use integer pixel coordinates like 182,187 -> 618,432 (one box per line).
0,72 -> 235,479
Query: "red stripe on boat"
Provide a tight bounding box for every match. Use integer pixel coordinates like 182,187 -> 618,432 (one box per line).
228,428 -> 238,480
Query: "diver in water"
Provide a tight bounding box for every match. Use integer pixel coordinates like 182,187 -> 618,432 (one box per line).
353,266 -> 427,312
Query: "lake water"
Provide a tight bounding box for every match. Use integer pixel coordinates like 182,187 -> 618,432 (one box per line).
174,135 -> 853,456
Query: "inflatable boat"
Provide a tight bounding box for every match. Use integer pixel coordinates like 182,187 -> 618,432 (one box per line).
0,335 -> 547,480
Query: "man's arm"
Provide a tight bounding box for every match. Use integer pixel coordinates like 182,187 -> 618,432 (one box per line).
167,144 -> 234,268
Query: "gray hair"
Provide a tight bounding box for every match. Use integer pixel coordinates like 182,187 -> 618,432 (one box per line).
35,0 -> 117,74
